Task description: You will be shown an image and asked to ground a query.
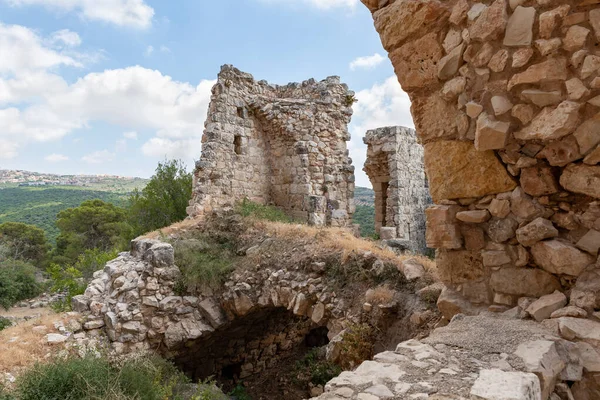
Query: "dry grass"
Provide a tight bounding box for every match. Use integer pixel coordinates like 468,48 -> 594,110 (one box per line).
0,312 -> 67,375
365,285 -> 396,305
141,217 -> 202,240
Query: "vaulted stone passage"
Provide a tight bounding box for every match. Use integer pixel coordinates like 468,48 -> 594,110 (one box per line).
171,307 -> 325,383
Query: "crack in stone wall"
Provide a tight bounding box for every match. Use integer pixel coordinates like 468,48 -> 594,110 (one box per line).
187,65 -> 356,227
363,126 -> 432,253
361,0 -> 600,316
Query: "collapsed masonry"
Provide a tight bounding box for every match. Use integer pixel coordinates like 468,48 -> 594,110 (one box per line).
363,126 -> 431,253
362,0 -> 600,313
187,65 -> 356,227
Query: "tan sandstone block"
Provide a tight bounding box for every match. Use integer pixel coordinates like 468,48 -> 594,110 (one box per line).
412,94 -> 459,143
490,268 -> 561,297
424,141 -> 517,202
436,249 -> 485,285
390,33 -> 443,90
425,205 -> 462,249
532,239 -> 595,277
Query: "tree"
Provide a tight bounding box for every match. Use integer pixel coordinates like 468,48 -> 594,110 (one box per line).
0,222 -> 50,266
54,199 -> 133,263
0,259 -> 40,309
128,160 -> 192,236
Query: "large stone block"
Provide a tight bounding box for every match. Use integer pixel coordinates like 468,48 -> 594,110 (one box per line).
531,239 -> 595,277
490,268 -> 561,297
560,164 -> 600,199
436,249 -> 484,285
424,141 -> 516,202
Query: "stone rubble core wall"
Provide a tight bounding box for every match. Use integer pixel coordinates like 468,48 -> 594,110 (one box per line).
363,126 -> 432,253
187,65 -> 356,227
72,238 -> 368,381
361,0 -> 600,310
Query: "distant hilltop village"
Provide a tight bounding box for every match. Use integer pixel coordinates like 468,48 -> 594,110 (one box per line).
0,169 -> 145,187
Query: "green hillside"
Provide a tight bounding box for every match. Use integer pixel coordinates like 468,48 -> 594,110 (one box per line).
0,187 -> 131,242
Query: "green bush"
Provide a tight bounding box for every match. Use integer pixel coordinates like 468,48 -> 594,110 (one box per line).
337,323 -> 375,370
235,199 -> 292,223
172,238 -> 235,294
13,355 -> 191,400
294,349 -> 341,387
228,384 -> 252,400
0,316 -> 12,331
0,260 -> 40,310
352,205 -> 375,238
73,248 -> 119,281
46,263 -> 86,312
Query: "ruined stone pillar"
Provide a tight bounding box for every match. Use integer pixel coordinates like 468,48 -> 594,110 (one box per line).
188,65 -> 356,227
362,0 -> 600,311
363,126 -> 432,253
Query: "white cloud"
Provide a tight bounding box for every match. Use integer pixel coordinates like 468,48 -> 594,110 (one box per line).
115,139 -> 127,152
160,45 -> 170,53
50,29 -> 81,47
3,0 -> 154,28
260,0 -> 358,10
348,76 -> 414,187
145,45 -> 154,56
0,139 -> 19,159
123,131 -> 138,140
82,150 -> 115,164
350,53 -> 385,70
45,153 -> 69,162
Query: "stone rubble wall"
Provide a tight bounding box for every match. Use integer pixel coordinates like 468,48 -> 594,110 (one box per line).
361,0 -> 600,310
187,65 -> 356,227
363,126 -> 432,253
71,238 -> 373,380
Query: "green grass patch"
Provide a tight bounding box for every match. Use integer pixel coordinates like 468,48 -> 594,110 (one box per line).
172,238 -> 236,295
235,199 -> 292,223
293,349 -> 341,387
11,355 -> 195,400
0,316 -> 12,331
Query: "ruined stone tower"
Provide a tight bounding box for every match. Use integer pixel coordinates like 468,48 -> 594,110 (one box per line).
188,65 -> 356,227
362,0 -> 600,312
363,126 -> 431,253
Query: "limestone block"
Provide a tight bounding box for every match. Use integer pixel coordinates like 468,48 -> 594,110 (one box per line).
425,205 -> 462,249
475,114 -> 509,151
490,268 -> 560,297
574,113 -> 600,154
437,287 -> 483,320
531,239 -> 595,277
512,48 -> 534,68
514,101 -> 581,141
456,210 -> 490,223
424,141 -> 516,202
436,249 -> 484,285
563,25 -> 590,52
514,340 -> 565,399
390,33 -> 443,90
470,369 -> 542,400
560,164 -> 600,199
379,227 -> 397,240
489,199 -> 511,218
550,306 -> 587,319
541,136 -> 582,167
469,0 -> 508,42
516,218 -> 559,247
508,58 -> 568,90
525,292 -> 567,322
520,166 -> 560,196
558,317 -> 600,348
576,229 -> 600,256
412,95 -> 459,144
521,90 -> 563,107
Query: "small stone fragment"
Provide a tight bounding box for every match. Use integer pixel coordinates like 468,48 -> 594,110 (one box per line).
584,146 -> 600,165
488,49 -> 509,72
512,104 -> 535,124
566,77 -> 590,100
470,369 -> 541,400
489,198 -> 511,218
551,306 -> 588,319
516,217 -> 559,247
491,96 -> 513,116
521,89 -> 563,107
520,166 -> 560,196
456,210 -> 491,223
470,0 -> 508,42
581,55 -> 600,79
563,25 -> 590,52
576,229 -> 600,256
573,113 -> 600,154
526,291 -> 567,321
535,38 -> 562,56
504,6 -> 536,46
512,48 -> 534,68
466,102 -> 484,118
508,58 -> 568,90
475,113 -> 510,151
540,136 -> 582,167
437,43 -> 464,81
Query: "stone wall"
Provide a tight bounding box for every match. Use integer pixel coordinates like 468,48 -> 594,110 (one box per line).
363,126 -> 431,253
187,65 -> 356,227
361,0 -> 600,310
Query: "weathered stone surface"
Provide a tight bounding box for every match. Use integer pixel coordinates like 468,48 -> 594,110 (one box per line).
489,49 -> 509,72
437,287 -> 483,320
559,317 -> 600,347
503,6 -> 535,46
470,369 -> 542,400
531,239 -> 595,276
581,55 -> 600,80
514,340 -> 565,399
512,48 -> 534,68
491,96 -> 513,117
400,258 -> 426,281
566,77 -> 590,101
551,306 -> 587,319
510,187 -> 545,222
469,0 -> 508,42
490,268 -> 561,297
576,229 -> 600,256
514,101 -> 581,141
508,58 -> 568,90
391,33 -> 443,90
512,104 -> 535,124
373,0 -> 449,51
487,217 -> 519,243
482,250 -> 511,267
425,205 -> 462,249
574,114 -> 600,154
412,95 -> 459,144
438,43 -> 465,81
456,210 -> 490,223
436,249 -> 484,285
516,218 -> 559,247
525,292 -> 567,322
541,136 -> 582,167
424,141 -> 516,202
46,333 -> 68,345
585,146 -> 600,165
560,164 -> 600,199
521,90 -> 563,107
564,25 -> 590,52
520,166 -> 560,197
489,198 -> 511,218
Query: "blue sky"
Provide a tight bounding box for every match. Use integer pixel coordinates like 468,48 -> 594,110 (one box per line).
0,0 -> 413,187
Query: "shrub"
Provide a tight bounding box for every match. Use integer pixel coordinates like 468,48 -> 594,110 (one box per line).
14,355 -> 191,400
235,199 -> 292,223
0,317 -> 12,331
228,384 -> 252,400
294,349 -> 341,387
0,260 -> 40,310
193,381 -> 229,400
365,285 -> 395,305
337,323 -> 375,370
73,248 -> 119,281
46,264 -> 86,312
172,238 -> 236,294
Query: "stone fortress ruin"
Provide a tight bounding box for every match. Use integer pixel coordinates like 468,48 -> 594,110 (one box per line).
361,0 -> 600,315
363,126 -> 431,254
187,65 -> 358,228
